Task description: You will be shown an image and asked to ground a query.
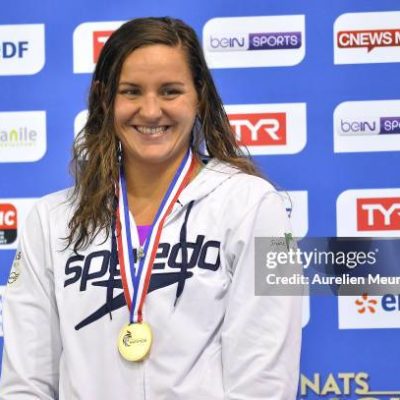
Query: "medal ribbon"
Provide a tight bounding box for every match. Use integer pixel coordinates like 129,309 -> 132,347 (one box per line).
116,149 -> 196,324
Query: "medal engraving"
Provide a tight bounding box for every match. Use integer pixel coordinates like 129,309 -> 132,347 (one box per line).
118,322 -> 152,362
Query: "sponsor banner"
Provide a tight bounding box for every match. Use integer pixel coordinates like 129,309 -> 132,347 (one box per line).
225,103 -> 307,155
280,190 -> 309,238
334,99 -> 400,153
339,294 -> 400,329
0,199 -> 37,250
0,111 -> 46,163
300,371 -> 400,397
0,203 -> 17,245
73,21 -> 124,73
203,15 -> 305,68
334,11 -> 400,65
0,24 -> 45,75
74,109 -> 88,138
337,188 -> 400,237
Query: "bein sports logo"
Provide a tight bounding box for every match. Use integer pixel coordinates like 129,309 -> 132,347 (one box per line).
228,112 -> 286,146
334,11 -> 400,65
203,16 -> 305,68
357,197 -> 400,232
208,32 -> 301,52
334,100 -> 400,153
339,117 -> 400,136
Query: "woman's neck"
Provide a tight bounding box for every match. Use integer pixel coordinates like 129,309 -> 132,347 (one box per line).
122,153 -> 187,225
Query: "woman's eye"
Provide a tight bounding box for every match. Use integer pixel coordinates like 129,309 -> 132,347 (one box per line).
161,88 -> 181,97
119,88 -> 140,96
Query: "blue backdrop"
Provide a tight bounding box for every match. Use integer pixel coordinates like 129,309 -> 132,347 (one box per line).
1,1 -> 400,398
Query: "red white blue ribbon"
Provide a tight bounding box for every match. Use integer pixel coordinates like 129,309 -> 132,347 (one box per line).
115,149 -> 196,323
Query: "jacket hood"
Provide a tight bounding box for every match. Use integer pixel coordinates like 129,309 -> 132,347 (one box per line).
178,158 -> 242,206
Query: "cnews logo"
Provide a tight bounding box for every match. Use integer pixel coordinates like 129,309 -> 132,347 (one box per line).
203,15 -> 305,68
208,31 -> 301,52
0,24 -> 45,75
229,112 -> 286,146
0,203 -> 17,245
73,21 -> 124,73
338,29 -> 400,52
334,11 -> 400,65
0,198 -> 37,250
357,197 -> 400,231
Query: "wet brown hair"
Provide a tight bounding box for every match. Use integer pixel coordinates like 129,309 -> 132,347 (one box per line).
67,16 -> 260,251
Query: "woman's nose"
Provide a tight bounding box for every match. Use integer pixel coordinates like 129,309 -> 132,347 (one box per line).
138,95 -> 162,120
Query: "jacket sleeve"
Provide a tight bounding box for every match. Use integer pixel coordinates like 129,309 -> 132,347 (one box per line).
221,190 -> 302,399
0,203 -> 61,399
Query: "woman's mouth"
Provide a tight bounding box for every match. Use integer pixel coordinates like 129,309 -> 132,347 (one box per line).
134,125 -> 170,136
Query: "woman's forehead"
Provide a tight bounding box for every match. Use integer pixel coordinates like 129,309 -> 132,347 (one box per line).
118,45 -> 192,83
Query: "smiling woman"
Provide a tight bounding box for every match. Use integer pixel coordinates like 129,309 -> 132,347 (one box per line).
114,45 -> 199,226
114,45 -> 198,168
0,17 -> 302,400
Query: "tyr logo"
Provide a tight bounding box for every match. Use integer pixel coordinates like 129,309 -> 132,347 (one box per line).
229,112 -> 287,146
357,197 -> 400,231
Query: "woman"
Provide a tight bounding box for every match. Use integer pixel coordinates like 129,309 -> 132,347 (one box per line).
0,17 -> 302,399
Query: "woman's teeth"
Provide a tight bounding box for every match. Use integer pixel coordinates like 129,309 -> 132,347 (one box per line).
135,126 -> 168,135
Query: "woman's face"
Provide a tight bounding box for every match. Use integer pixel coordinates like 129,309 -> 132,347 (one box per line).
114,44 -> 198,168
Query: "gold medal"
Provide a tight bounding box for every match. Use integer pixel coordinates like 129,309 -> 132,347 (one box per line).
115,150 -> 195,363
118,322 -> 153,362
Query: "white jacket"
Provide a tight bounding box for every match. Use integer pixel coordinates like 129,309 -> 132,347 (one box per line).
0,159 -> 302,399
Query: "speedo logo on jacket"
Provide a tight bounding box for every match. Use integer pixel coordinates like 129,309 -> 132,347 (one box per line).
64,234 -> 221,330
